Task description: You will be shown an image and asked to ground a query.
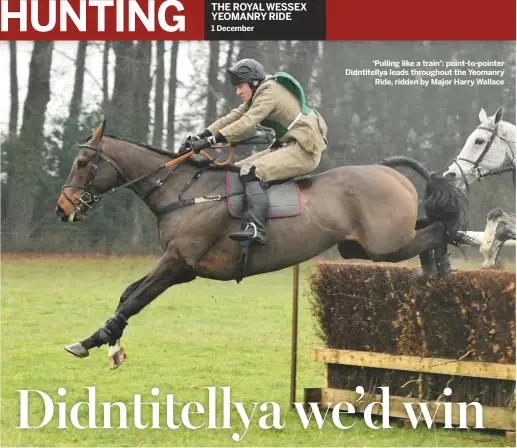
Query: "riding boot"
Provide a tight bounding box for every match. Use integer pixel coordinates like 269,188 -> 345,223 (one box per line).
230,178 -> 269,246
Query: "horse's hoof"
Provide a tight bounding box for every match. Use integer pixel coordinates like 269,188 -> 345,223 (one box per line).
108,344 -> 127,370
482,259 -> 501,270
413,267 -> 435,280
64,343 -> 89,358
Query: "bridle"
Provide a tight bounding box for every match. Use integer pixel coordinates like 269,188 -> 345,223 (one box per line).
61,139 -> 124,214
451,123 -> 515,190
61,138 -> 190,216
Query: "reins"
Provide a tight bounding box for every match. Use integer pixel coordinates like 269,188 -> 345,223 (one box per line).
63,134 -> 270,215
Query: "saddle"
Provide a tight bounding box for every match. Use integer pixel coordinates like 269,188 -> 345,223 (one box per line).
225,171 -> 302,219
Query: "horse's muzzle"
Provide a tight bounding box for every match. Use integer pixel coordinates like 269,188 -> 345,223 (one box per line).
55,204 -> 69,222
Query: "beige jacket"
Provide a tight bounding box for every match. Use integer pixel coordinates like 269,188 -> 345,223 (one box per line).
207,76 -> 328,154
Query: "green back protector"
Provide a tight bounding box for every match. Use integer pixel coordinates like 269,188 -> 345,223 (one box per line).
253,72 -> 312,139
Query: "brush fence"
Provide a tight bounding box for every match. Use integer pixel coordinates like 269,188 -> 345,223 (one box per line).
307,263 -> 516,431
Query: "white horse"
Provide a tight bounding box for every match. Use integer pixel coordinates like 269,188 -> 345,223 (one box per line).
443,106 -> 516,268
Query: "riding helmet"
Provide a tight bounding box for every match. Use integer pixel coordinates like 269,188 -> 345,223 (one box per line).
226,59 -> 266,86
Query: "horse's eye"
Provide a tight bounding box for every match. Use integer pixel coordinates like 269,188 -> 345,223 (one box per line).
77,160 -> 88,168
475,138 -> 485,145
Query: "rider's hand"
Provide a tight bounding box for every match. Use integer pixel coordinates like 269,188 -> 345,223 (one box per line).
191,136 -> 215,154
179,135 -> 200,154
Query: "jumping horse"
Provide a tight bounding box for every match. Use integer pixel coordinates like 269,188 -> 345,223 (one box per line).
444,106 -> 515,268
56,121 -> 468,369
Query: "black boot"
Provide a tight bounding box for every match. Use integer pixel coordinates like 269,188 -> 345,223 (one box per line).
230,179 -> 269,246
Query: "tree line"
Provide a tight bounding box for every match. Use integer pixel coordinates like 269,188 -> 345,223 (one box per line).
2,41 -> 515,253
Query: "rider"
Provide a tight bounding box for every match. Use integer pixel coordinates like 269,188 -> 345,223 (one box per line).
183,58 -> 328,246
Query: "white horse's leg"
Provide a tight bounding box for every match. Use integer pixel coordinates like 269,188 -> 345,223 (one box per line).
480,220 -> 499,268
481,208 -> 516,268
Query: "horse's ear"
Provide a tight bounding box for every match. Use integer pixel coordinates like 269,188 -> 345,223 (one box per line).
478,108 -> 488,123
494,106 -> 504,124
92,119 -> 106,142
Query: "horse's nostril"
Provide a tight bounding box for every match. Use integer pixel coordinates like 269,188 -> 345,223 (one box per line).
55,204 -> 65,217
444,172 -> 456,180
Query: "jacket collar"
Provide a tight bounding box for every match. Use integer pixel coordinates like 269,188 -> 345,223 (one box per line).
247,75 -> 273,106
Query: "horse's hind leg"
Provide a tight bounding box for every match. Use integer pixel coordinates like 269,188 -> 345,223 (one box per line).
338,220 -> 441,277
338,240 -> 371,260
415,218 -> 437,277
414,218 -> 452,277
378,222 -> 452,276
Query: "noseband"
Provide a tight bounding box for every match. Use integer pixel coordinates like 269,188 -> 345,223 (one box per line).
452,123 -> 515,190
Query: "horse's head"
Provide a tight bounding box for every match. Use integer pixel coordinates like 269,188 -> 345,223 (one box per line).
443,107 -> 509,190
55,121 -> 119,222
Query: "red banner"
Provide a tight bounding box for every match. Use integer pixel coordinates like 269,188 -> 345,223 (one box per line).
0,0 -> 515,40
0,0 -> 205,40
326,0 -> 516,40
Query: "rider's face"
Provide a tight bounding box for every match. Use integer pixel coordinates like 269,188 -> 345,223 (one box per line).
235,82 -> 253,102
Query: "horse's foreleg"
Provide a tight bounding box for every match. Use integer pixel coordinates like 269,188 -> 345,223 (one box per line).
106,275 -> 148,369
482,224 -> 515,269
480,208 -> 516,269
65,256 -> 196,368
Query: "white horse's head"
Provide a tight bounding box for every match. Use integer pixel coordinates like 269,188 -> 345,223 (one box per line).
443,107 -> 515,191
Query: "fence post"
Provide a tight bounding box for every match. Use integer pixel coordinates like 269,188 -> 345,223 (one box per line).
290,264 -> 300,408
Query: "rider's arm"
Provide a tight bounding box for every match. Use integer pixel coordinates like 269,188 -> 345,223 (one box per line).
207,102 -> 249,136
217,85 -> 276,143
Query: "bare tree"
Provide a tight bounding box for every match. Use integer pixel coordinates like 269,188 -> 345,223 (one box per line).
8,41 -> 18,140
153,41 -> 165,147
108,41 -> 134,136
61,41 -> 88,175
166,41 -> 179,150
263,41 -> 281,73
287,41 -> 318,90
3,41 -> 54,250
222,41 -> 239,110
102,41 -> 110,110
132,42 -> 152,142
237,41 -> 262,62
205,41 -> 220,128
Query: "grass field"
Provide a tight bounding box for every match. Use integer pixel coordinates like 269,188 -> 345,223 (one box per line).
1,255 -> 511,447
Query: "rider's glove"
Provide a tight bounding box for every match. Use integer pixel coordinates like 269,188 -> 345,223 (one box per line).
179,130 -> 213,154
179,135 -> 199,154
191,135 -> 216,154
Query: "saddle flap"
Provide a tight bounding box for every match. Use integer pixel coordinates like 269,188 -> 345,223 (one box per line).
226,172 -> 302,220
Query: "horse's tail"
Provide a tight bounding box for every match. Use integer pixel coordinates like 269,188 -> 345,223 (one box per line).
381,156 -> 431,180
381,156 -> 470,245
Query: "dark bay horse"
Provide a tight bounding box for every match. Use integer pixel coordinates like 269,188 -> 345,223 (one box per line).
56,122 -> 467,369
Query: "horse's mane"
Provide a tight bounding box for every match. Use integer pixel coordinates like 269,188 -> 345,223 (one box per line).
83,134 -> 240,172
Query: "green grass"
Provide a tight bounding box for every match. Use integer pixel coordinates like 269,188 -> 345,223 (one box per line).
1,256 -> 509,447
